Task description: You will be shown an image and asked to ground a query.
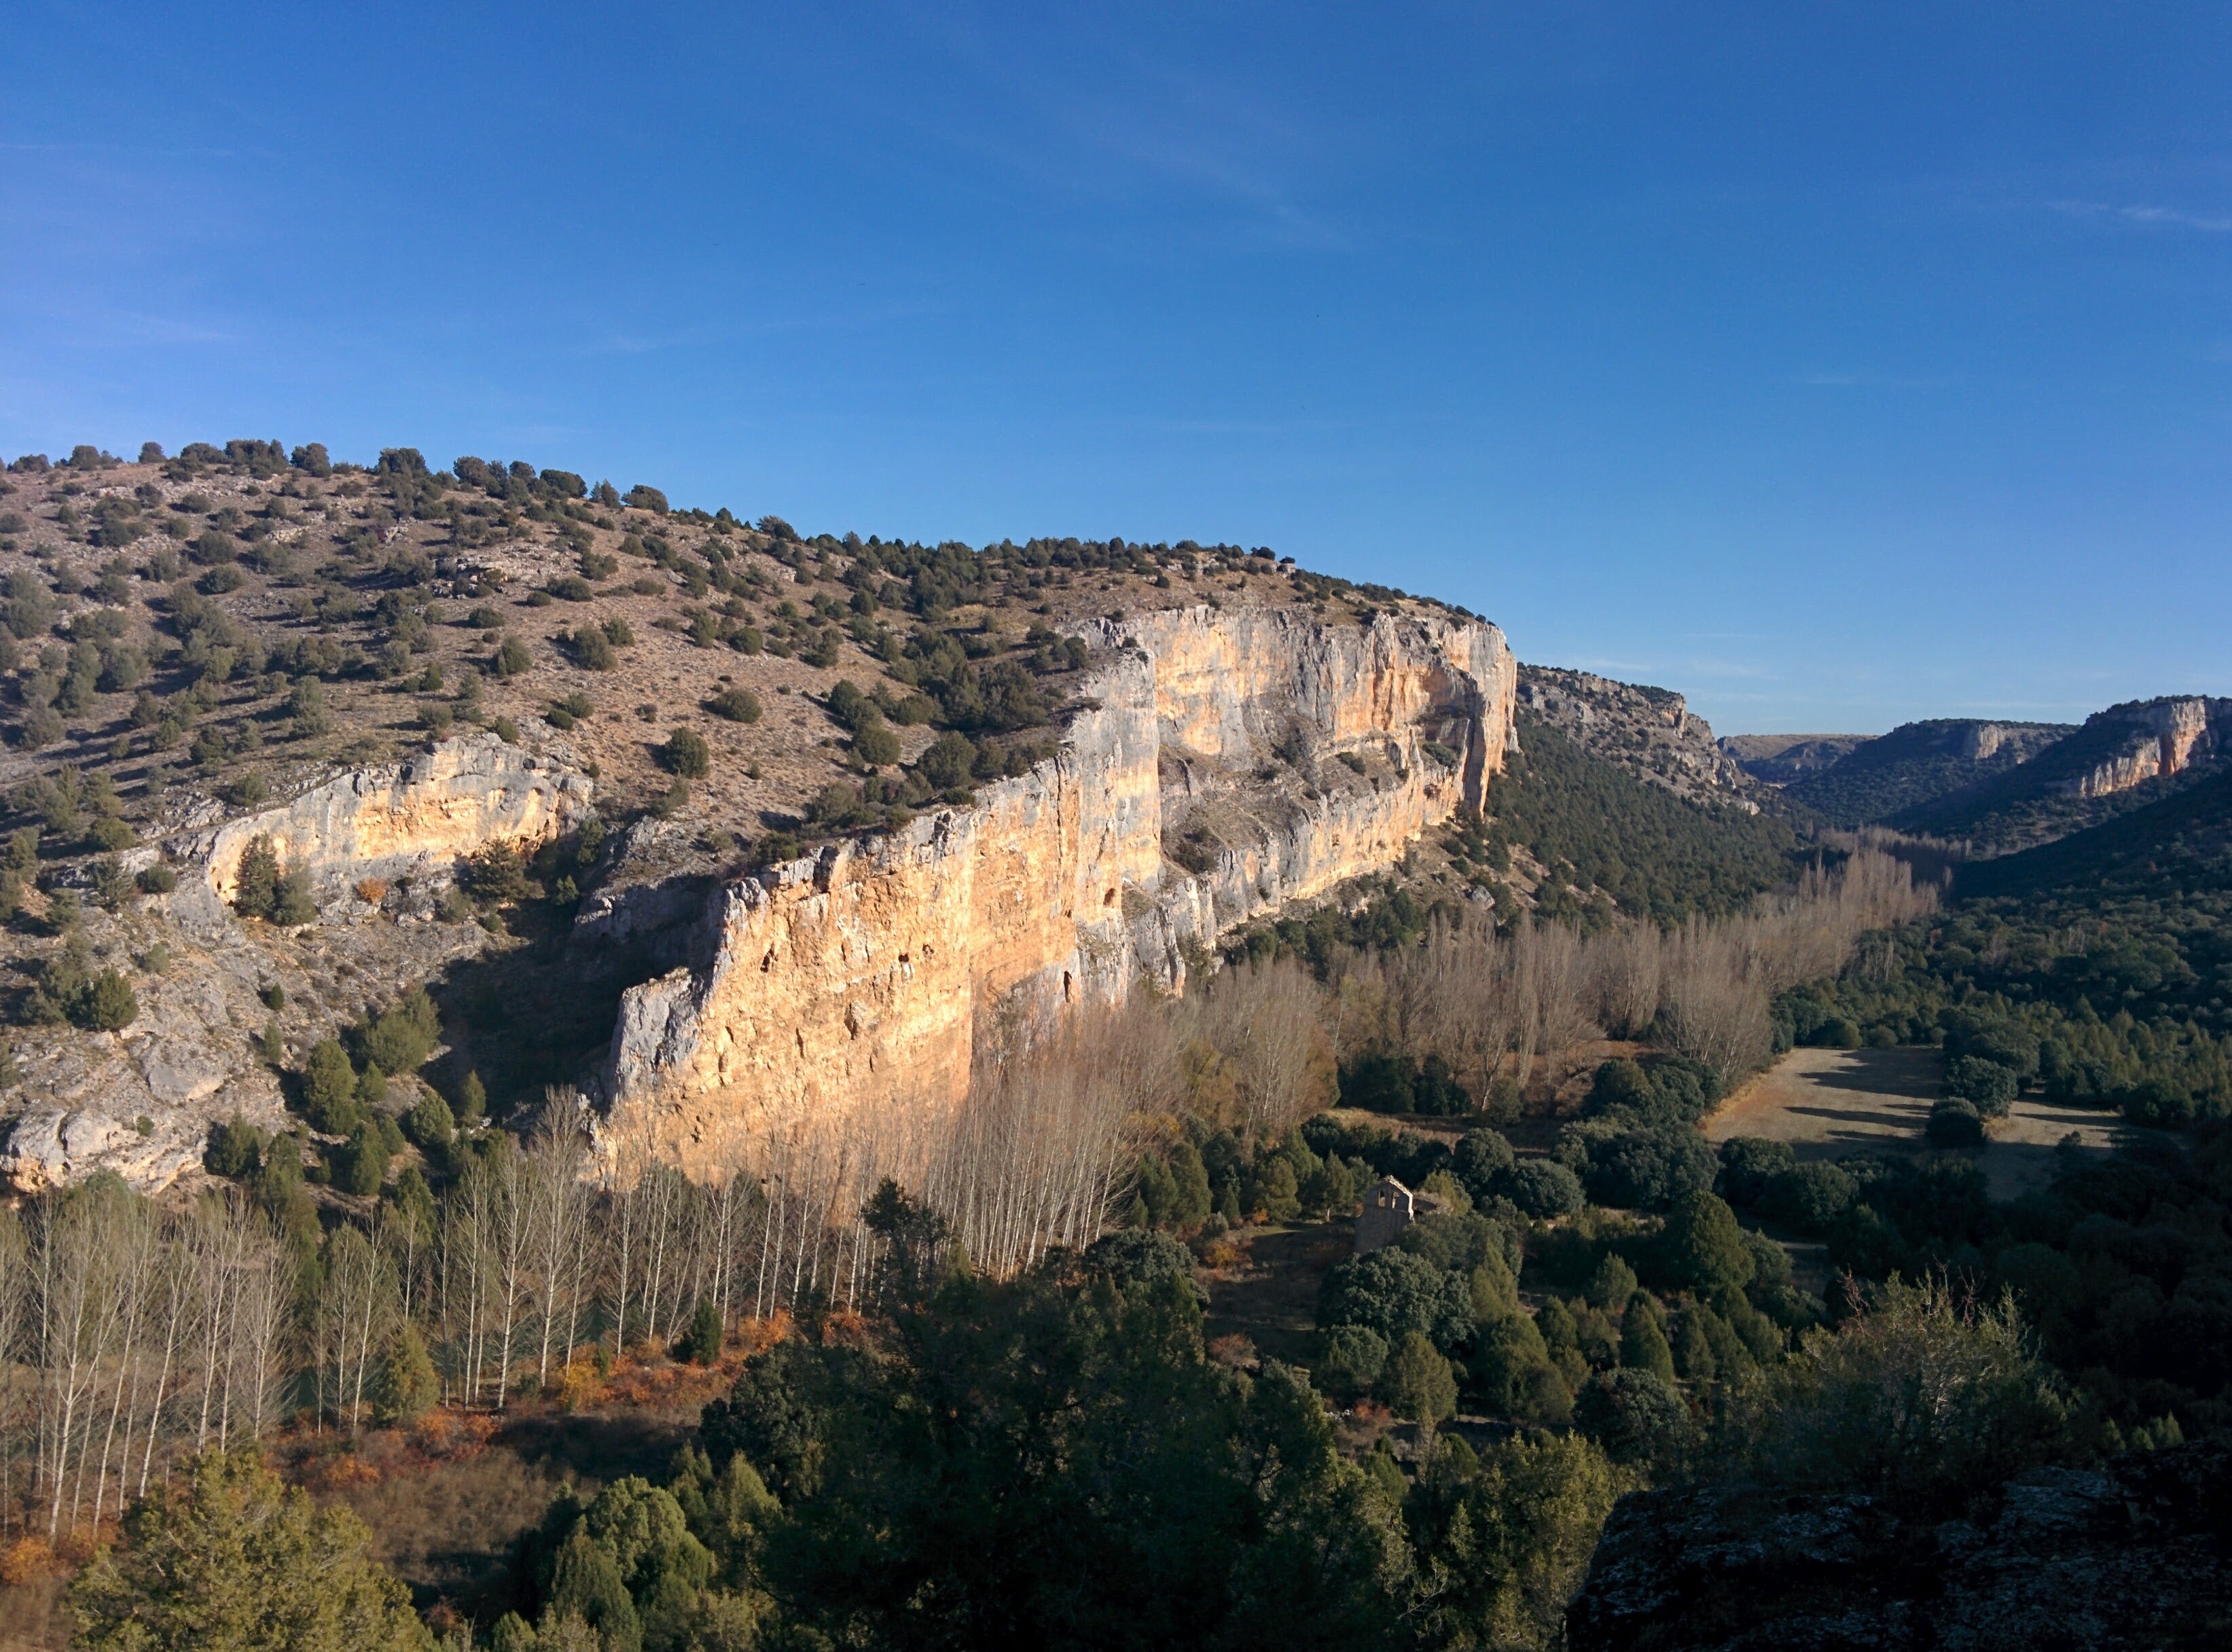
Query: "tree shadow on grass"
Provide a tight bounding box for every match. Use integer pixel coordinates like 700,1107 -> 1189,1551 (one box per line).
1792,1046 -> 1944,1101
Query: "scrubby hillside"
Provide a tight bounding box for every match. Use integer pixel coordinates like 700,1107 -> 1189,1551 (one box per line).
1515,666 -> 1765,810
1717,732 -> 1869,785
0,438 -> 1496,1189
1779,717 -> 2069,827
1896,696 -> 2231,854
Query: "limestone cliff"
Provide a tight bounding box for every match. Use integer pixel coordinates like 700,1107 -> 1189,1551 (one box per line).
602,609 -> 1515,1169
170,732 -> 595,936
2,734 -> 592,1193
2059,696 -> 2227,800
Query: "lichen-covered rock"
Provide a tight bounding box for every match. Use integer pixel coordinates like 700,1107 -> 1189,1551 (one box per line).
602,608 -> 1515,1170
1566,1437 -> 2232,1651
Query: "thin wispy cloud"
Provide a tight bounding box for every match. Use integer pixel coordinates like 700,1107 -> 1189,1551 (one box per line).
2049,198 -> 2232,234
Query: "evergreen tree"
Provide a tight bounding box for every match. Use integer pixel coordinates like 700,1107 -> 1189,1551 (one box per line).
1620,1296 -> 1677,1383
68,1450 -> 425,1652
1386,1329 -> 1458,1426
373,1324 -> 439,1424
232,836 -> 280,920
302,1039 -> 361,1134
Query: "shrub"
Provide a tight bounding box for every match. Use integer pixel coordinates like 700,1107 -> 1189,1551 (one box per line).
1763,1161 -> 1856,1233
1496,1159 -> 1585,1219
1945,1055 -> 2019,1119
494,636 -> 533,677
1566,1122 -> 1716,1211
335,1121 -> 389,1195
854,719 -> 901,767
203,1115 -> 266,1179
404,1084 -> 455,1150
353,988 -> 440,1075
624,484 -> 669,514
1925,1099 -> 1985,1148
1384,1331 -> 1458,1424
65,1452 -> 422,1650
1573,1368 -> 1693,1467
676,1298 -> 725,1365
270,868 -> 317,927
1314,1325 -> 1388,1401
1735,1278 -> 2071,1516
915,730 -> 976,789
372,1325 -> 439,1424
75,969 -> 139,1031
300,1039 -> 361,1134
1656,1191 -> 1755,1299
1714,1136 -> 1795,1206
708,687 -> 761,723
1318,1246 -> 1472,1350
662,728 -> 710,778
569,624 -> 616,668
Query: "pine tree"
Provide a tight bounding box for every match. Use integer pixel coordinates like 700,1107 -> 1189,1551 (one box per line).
232,836 -> 280,920
1620,1296 -> 1677,1383
69,1450 -> 425,1652
372,1324 -> 439,1424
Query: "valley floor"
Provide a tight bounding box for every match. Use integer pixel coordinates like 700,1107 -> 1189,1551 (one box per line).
1706,1045 -> 2129,1200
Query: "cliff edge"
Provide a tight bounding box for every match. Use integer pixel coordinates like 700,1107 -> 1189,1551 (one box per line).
601,607 -> 1515,1168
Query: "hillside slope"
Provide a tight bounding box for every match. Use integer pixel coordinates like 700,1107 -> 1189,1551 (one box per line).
1956,760 -> 2232,903
1780,717 -> 2069,827
1897,696 -> 2230,853
1718,732 -> 1870,784
0,439 -> 1510,1189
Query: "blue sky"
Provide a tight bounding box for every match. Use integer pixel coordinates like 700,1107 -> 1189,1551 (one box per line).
5,4 -> 2228,734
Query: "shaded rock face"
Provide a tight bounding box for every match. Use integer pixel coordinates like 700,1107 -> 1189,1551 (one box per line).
2061,697 -> 2229,800
1566,1438 -> 2232,1652
603,609 -> 1515,1170
169,732 -> 594,936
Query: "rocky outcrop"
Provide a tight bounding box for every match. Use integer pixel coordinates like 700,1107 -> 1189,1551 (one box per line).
3,734 -> 591,1193
2060,698 -> 2228,800
1566,1438 -> 2232,1652
168,733 -> 594,936
602,609 -> 1515,1170
1518,666 -> 1761,809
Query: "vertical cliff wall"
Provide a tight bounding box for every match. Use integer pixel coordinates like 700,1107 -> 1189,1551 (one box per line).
602,609 -> 1515,1170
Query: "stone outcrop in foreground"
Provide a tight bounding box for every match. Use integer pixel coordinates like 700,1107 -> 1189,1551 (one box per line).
602,608 -> 1515,1170
1566,1437 -> 2232,1652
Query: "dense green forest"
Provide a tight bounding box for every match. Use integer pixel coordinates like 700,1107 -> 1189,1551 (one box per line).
1488,715 -> 1802,926
1781,766 -> 2232,1123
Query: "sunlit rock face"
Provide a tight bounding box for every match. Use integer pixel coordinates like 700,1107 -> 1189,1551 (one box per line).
2062,698 -> 2227,799
169,732 -> 594,935
603,608 -> 1516,1172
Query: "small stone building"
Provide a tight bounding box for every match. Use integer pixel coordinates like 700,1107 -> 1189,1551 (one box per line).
1353,1174 -> 1447,1255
